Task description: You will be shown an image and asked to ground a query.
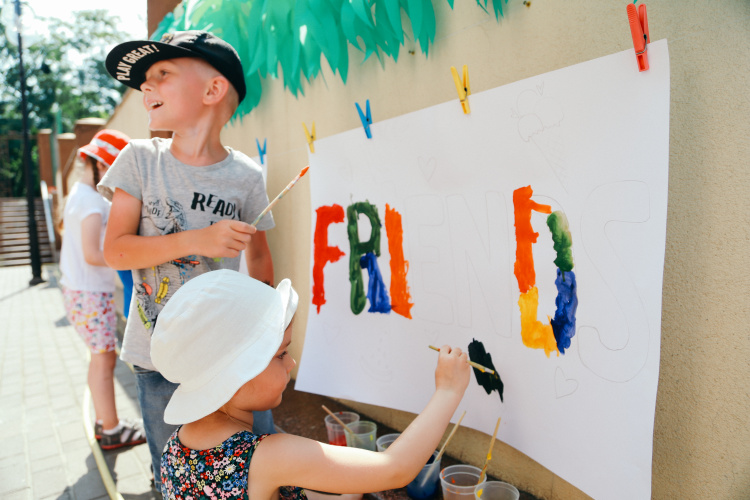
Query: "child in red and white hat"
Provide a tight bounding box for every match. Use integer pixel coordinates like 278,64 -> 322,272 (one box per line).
60,129 -> 146,450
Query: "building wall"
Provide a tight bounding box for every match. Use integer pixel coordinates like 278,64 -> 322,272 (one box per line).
106,1 -> 750,498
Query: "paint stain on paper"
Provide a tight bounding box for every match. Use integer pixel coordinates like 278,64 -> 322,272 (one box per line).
360,253 -> 391,313
518,287 -> 558,357
547,211 -> 573,272
312,204 -> 346,313
468,339 -> 504,402
513,186 -> 578,357
551,269 -> 577,354
385,204 -> 413,319
347,201 -> 382,315
546,210 -> 578,353
513,185 -> 551,293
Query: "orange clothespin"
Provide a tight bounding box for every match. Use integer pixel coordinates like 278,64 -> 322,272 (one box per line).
626,3 -> 649,72
450,65 -> 470,114
303,121 -> 315,153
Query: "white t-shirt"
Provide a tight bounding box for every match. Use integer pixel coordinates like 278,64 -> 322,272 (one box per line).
59,182 -> 116,292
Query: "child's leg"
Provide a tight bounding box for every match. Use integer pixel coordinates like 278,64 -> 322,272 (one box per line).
133,367 -> 178,491
252,409 -> 276,435
89,351 -> 118,429
63,288 -> 119,429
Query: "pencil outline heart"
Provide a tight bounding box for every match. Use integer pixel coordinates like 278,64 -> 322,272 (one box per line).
554,367 -> 578,398
418,157 -> 437,182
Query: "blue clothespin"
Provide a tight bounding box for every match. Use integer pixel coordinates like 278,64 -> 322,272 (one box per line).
355,100 -> 372,139
256,138 -> 267,165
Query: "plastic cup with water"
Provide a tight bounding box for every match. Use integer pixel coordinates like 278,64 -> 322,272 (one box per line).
440,464 -> 486,500
344,420 -> 378,451
324,411 -> 359,446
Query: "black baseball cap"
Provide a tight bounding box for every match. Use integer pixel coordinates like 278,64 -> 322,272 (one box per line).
105,30 -> 246,103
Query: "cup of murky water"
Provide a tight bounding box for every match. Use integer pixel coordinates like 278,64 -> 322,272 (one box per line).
406,450 -> 441,499
324,411 -> 359,446
474,481 -> 519,500
344,420 -> 378,451
440,464 -> 486,500
376,433 -> 400,452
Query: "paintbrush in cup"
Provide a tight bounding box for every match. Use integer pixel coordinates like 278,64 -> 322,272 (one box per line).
251,165 -> 309,226
419,410 -> 467,487
322,405 -> 356,433
477,416 -> 502,484
428,345 -> 496,375
322,404 -> 361,447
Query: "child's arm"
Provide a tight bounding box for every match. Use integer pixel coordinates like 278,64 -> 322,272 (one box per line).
103,188 -> 255,270
80,213 -> 108,267
245,229 -> 274,286
249,345 -> 471,497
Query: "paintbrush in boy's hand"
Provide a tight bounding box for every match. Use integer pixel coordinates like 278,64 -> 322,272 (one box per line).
251,165 -> 309,226
419,410 -> 467,487
428,345 -> 495,375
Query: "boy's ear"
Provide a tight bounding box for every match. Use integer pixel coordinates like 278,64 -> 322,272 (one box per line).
204,75 -> 230,105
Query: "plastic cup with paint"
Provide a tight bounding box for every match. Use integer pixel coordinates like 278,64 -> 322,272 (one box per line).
406,450 -> 441,499
324,411 -> 360,446
440,464 -> 487,500
344,420 -> 378,451
474,481 -> 519,500
376,433 -> 400,452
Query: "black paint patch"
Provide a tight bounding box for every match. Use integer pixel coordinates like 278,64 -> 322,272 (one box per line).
468,339 -> 504,402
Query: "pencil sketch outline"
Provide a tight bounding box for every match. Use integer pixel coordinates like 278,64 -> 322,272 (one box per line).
512,83 -> 570,193
577,180 -> 652,383
554,366 -> 579,398
446,191 -> 513,338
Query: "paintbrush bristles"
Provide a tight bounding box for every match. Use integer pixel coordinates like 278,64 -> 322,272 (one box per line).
427,345 -> 496,375
251,165 -> 310,226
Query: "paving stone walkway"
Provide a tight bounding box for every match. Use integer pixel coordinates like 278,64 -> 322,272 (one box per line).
0,265 -> 157,500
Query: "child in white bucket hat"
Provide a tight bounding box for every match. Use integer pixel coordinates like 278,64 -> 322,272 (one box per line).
151,269 -> 471,500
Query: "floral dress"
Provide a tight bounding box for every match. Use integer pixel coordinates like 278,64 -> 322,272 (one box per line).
161,429 -> 307,500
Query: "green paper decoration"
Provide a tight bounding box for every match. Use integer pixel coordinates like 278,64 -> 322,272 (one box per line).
151,0 -> 509,120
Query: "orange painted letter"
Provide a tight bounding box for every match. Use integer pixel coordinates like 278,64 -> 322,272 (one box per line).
385,204 -> 413,319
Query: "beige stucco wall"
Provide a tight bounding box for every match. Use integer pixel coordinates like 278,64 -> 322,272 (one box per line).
106,1 -> 750,498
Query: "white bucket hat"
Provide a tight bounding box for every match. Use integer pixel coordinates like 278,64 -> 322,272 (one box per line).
151,269 -> 298,425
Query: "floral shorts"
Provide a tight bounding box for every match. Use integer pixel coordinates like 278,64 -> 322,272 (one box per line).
62,288 -> 117,353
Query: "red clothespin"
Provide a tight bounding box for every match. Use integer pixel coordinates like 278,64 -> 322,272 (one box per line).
626,3 -> 649,72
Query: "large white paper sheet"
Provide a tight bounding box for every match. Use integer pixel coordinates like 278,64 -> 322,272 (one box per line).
296,41 -> 670,500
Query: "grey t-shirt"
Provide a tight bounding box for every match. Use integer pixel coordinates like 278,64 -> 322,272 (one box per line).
98,138 -> 274,370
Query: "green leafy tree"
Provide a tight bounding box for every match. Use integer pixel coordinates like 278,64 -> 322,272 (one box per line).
0,4 -> 130,196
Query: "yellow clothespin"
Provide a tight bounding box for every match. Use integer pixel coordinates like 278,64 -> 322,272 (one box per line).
303,121 -> 316,153
450,65 -> 471,114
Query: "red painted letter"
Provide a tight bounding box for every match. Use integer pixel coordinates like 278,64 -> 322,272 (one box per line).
312,204 -> 346,313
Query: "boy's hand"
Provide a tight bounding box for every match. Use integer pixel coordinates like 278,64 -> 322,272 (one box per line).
198,220 -> 256,259
434,345 -> 471,397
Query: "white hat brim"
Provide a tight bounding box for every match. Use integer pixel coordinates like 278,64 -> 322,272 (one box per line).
162,278 -> 296,425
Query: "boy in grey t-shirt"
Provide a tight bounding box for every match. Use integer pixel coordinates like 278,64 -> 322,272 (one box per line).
99,31 -> 274,492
